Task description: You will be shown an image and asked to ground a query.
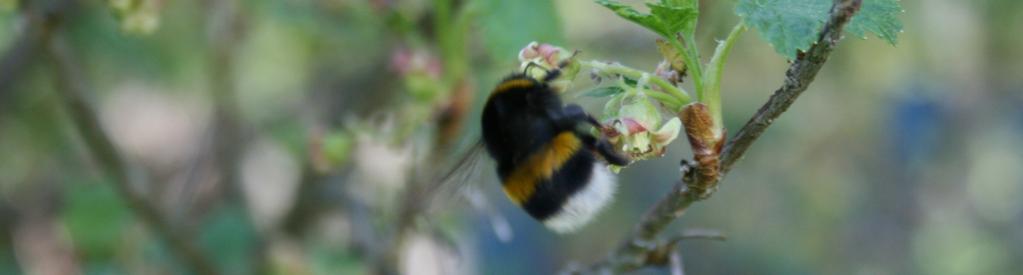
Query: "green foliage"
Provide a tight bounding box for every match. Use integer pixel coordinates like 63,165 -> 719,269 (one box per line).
594,0 -> 703,103
0,249 -> 18,275
479,0 -> 564,62
322,131 -> 354,166
736,0 -> 903,59
595,0 -> 698,39
0,0 -> 15,12
845,0 -> 903,44
62,182 -> 131,261
199,206 -> 259,274
735,0 -> 831,59
581,86 -> 626,98
309,243 -> 367,275
108,0 -> 160,34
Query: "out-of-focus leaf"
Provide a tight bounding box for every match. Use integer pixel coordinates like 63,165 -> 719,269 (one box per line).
0,0 -> 16,11
199,206 -> 258,274
0,244 -> 21,274
479,0 -> 564,62
310,243 -> 366,275
581,86 -> 625,98
736,0 -> 903,59
62,182 -> 130,261
108,0 -> 161,34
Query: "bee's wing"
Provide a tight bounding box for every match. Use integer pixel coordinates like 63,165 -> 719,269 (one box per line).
423,139 -> 514,242
434,139 -> 488,195
426,139 -> 488,213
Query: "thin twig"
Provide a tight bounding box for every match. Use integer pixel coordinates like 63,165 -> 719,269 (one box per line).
669,252 -> 684,275
673,228 -> 728,242
0,0 -> 69,98
720,1 -> 863,174
48,35 -> 219,275
201,0 -> 271,273
579,0 -> 863,273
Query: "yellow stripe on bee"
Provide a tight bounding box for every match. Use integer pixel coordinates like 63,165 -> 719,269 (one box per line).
503,132 -> 582,205
491,78 -> 536,95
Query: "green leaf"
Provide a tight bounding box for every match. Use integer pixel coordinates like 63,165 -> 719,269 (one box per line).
595,0 -> 698,38
596,0 -> 667,36
199,205 -> 258,274
582,86 -> 626,98
736,0 -> 903,59
736,0 -> 830,59
845,0 -> 903,45
602,93 -> 626,121
661,0 -> 698,10
647,2 -> 698,38
62,182 -> 130,261
655,38 -> 687,73
479,0 -> 563,62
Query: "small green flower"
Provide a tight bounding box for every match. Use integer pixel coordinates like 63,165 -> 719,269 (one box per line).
0,0 -> 17,11
391,49 -> 444,102
517,42 -> 580,92
602,89 -> 682,170
109,0 -> 160,34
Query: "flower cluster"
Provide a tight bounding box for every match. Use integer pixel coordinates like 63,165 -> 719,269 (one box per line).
518,42 -> 685,172
517,42 -> 581,93
602,88 -> 682,168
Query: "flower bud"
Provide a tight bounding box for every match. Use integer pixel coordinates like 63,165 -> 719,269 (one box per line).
602,90 -> 682,164
680,103 -> 725,191
517,42 -> 580,92
391,48 -> 444,102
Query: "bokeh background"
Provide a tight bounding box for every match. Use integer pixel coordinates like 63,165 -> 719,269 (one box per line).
1,0 -> 1022,274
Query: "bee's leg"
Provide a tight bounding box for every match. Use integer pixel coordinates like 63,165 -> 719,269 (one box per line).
548,104 -> 601,130
576,134 -> 631,166
548,105 -> 630,165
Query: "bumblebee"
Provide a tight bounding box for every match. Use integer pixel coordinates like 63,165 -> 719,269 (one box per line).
481,68 -> 630,233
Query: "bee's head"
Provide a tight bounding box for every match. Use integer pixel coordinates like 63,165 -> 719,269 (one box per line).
522,49 -> 578,84
522,62 -> 560,83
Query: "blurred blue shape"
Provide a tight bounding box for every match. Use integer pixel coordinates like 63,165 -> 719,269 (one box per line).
888,82 -> 945,166
474,204 -> 560,275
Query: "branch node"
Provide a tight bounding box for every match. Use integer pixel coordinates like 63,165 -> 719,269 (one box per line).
575,0 -> 865,273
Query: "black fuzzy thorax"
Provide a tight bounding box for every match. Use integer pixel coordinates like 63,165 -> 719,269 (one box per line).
480,74 -> 598,221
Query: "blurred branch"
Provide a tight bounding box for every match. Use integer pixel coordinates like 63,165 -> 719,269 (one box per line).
365,1 -> 478,274
718,0 -> 861,174
0,0 -> 69,99
10,181 -> 80,275
206,0 -> 245,189
200,0 -> 271,273
578,0 -> 863,273
668,252 -> 684,275
47,35 -> 219,275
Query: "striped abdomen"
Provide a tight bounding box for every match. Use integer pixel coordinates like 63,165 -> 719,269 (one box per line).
498,132 -> 616,233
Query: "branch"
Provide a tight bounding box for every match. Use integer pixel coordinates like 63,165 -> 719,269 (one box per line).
0,0 -> 69,98
579,0 -> 863,273
720,0 -> 862,174
199,1 -> 272,273
47,35 -> 219,275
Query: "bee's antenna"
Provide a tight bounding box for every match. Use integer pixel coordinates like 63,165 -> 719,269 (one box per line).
567,50 -> 581,62
523,62 -> 560,83
523,62 -> 544,75
543,68 -> 562,82
543,50 -> 579,82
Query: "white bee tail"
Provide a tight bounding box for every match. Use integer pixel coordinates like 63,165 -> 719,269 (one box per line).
543,164 -> 617,233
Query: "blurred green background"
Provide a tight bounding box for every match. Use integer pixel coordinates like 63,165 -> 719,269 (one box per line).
1,0 -> 1021,274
